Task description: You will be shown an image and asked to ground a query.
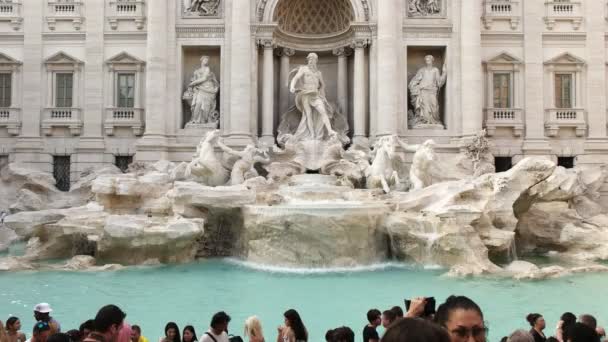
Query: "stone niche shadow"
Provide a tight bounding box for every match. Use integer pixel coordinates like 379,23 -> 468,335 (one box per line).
181,46 -> 222,128
407,46 -> 447,129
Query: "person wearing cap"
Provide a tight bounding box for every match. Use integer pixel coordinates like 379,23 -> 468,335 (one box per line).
30,322 -> 51,342
33,304 -> 61,335
83,305 -> 126,342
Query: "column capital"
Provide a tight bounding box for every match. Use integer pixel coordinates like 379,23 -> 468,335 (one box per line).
257,38 -> 275,49
276,47 -> 295,57
332,47 -> 352,57
351,39 -> 369,49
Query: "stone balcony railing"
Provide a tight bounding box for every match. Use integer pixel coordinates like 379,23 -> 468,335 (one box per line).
42,107 -> 82,136
46,1 -> 84,30
482,0 -> 521,30
104,107 -> 144,136
0,107 -> 21,135
108,0 -> 146,30
484,108 -> 524,137
0,1 -> 22,30
544,108 -> 586,137
544,1 -> 582,30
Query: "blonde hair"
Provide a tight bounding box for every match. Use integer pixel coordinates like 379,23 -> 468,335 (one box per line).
244,316 -> 264,340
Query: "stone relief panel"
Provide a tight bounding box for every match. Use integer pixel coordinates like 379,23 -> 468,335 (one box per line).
407,0 -> 444,18
183,0 -> 222,18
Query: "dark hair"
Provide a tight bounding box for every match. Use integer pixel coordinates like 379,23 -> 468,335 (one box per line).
210,312 -> 231,330
561,312 -> 577,326
182,325 -> 197,342
579,314 -> 597,330
569,323 -> 598,342
164,322 -> 181,342
327,327 -> 354,342
284,309 -> 308,342
66,330 -> 82,342
500,337 -> 508,342
132,325 -> 141,334
382,310 -> 397,325
366,309 -> 381,324
382,318 -> 450,342
546,338 -> 559,342
33,321 -> 51,334
94,305 -> 126,333
391,306 -> 404,318
79,320 -> 94,336
560,312 -> 577,342
435,296 -> 484,328
526,314 -> 542,327
6,317 -> 19,330
47,333 -> 72,342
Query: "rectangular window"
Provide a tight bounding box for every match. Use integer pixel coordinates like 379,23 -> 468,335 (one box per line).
55,73 -> 73,108
555,73 -> 573,109
115,155 -> 133,173
117,73 -> 135,108
0,73 -> 11,107
494,157 -> 513,173
0,155 -> 8,171
557,157 -> 575,169
53,155 -> 71,192
493,73 -> 511,108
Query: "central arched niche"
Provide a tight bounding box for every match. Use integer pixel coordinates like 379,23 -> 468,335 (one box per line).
274,0 -> 355,37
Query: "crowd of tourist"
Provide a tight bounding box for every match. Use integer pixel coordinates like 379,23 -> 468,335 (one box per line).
0,296 -> 605,342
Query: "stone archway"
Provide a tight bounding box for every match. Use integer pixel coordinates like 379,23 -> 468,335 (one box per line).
256,0 -> 371,23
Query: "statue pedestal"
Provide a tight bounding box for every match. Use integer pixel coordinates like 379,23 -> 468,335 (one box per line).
413,123 -> 445,130
177,122 -> 218,144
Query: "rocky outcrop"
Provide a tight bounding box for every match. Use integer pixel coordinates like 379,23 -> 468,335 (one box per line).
97,215 -> 204,264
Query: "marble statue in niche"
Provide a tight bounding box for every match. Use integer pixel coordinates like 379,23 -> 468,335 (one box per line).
186,0 -> 220,16
408,55 -> 447,128
408,0 -> 441,17
183,56 -> 220,127
276,52 -> 349,170
287,53 -> 337,141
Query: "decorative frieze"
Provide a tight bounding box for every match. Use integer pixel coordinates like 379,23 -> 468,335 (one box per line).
407,0 -> 445,18
176,26 -> 224,39
183,0 -> 222,18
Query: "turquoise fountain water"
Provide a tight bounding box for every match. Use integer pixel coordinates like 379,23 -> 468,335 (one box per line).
1,260 -> 607,342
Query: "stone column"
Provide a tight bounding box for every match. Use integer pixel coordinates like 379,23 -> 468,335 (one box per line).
352,40 -> 367,141
225,0 -> 253,145
460,0 -> 483,136
14,0 -> 44,168
333,47 -> 349,116
375,0 -> 401,137
278,48 -> 295,116
260,39 -> 275,145
522,0 -> 551,155
137,0 -> 169,159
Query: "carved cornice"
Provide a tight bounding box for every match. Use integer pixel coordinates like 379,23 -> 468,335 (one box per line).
176,26 -> 225,39
42,32 -> 86,42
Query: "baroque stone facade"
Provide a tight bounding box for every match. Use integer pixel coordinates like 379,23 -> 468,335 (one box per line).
0,0 -> 608,200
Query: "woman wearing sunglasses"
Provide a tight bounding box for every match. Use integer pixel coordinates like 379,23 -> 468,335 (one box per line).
435,296 -> 487,342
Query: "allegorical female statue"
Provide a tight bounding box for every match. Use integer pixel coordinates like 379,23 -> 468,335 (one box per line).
408,55 -> 447,127
184,56 -> 220,125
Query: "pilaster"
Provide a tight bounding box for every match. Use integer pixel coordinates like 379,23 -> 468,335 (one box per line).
259,38 -> 275,145
460,0 -> 483,137
522,0 -> 551,155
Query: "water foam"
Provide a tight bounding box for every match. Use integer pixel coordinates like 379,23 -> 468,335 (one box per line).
224,258 -> 443,274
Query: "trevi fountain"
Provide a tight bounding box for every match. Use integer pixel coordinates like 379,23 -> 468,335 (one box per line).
1,0 -> 608,340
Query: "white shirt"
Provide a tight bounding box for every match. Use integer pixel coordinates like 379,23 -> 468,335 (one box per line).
199,330 -> 229,342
